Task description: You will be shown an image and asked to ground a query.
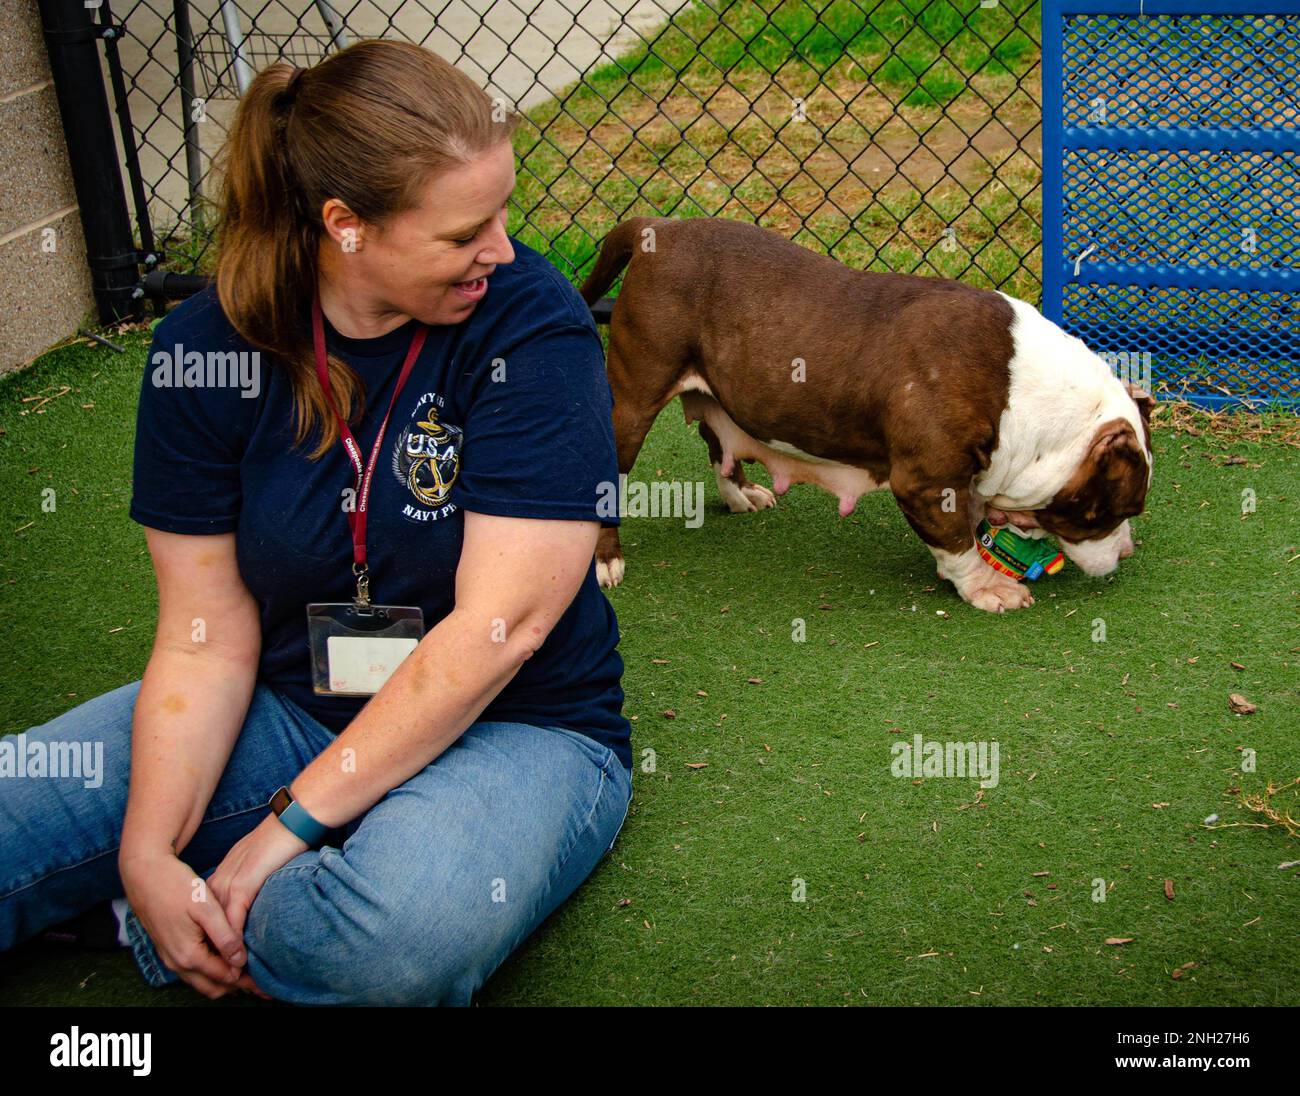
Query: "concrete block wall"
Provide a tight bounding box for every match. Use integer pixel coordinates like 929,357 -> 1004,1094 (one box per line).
0,3 -> 98,377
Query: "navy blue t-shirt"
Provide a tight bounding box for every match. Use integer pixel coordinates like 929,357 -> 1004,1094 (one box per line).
130,239 -> 632,770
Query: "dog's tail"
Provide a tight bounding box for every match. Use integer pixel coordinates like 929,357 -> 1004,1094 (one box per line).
580,216 -> 660,305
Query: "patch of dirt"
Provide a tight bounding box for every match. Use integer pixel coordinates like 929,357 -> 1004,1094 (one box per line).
1155,399 -> 1300,446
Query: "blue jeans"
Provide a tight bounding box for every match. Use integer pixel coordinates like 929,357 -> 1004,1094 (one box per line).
0,680 -> 632,1005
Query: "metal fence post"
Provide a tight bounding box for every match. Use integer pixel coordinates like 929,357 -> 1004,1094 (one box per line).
173,0 -> 205,221
38,0 -> 141,324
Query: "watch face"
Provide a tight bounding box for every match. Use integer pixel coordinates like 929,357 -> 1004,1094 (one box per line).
269,786 -> 292,816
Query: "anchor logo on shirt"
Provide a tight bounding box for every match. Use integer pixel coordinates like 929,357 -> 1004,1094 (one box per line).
392,409 -> 462,510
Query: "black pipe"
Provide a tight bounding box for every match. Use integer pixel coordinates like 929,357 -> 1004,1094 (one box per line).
142,269 -> 210,299
38,0 -> 141,323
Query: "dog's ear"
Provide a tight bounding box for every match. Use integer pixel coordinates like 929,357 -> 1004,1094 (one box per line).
1124,383 -> 1154,426
1091,421 -> 1148,516
1089,420 -> 1139,467
1045,419 -> 1148,532
1124,382 -> 1154,453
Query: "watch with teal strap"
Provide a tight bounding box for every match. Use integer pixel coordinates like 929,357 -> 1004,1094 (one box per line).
268,786 -> 331,848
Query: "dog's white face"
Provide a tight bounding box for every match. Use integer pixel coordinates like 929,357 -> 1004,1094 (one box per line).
985,416 -> 1151,580
988,505 -> 1138,576
1059,519 -> 1136,575
979,297 -> 1156,589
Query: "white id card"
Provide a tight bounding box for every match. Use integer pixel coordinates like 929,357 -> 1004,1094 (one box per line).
306,603 -> 424,696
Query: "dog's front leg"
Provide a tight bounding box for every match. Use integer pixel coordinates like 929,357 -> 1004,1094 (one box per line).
932,541 -> 1035,613
891,470 -> 1034,613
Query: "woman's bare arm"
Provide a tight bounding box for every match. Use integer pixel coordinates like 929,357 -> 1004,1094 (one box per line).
114,529 -> 266,998
119,529 -> 262,865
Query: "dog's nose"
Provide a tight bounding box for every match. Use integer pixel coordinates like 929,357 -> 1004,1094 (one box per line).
1084,556 -> 1121,577
1060,540 -> 1122,577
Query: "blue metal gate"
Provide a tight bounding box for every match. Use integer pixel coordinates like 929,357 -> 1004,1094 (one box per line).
1041,0 -> 1300,410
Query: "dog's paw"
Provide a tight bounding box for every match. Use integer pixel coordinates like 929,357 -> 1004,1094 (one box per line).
716,473 -> 776,513
596,555 -> 625,588
738,482 -> 777,512
960,572 -> 1035,613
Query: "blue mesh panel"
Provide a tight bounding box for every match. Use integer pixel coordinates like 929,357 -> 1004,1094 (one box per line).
1062,13 -> 1300,129
1064,283 -> 1297,403
1062,150 -> 1299,271
1042,2 -> 1300,410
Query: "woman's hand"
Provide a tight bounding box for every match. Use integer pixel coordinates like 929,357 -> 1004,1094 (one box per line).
119,850 -> 250,1000
206,813 -> 309,990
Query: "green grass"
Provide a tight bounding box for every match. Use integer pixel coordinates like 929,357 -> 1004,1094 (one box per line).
1,331 -> 1298,1006
508,0 -> 1044,299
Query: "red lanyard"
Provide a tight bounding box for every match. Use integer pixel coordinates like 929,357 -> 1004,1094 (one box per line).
312,293 -> 428,604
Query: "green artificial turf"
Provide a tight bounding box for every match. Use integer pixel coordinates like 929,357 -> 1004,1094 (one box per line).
1,331 -> 1297,1006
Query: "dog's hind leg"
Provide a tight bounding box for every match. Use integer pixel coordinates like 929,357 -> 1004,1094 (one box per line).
596,327 -> 683,588
596,396 -> 661,587
697,420 -> 776,513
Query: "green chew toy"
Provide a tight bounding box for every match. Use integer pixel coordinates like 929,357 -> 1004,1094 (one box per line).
975,518 -> 1065,582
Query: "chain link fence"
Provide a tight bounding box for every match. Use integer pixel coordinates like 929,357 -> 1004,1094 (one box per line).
83,0 -> 1044,306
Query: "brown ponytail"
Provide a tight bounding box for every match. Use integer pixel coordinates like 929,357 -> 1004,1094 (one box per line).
212,40 -> 519,457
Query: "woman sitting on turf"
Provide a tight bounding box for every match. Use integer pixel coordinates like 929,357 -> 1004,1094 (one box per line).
0,39 -> 633,1005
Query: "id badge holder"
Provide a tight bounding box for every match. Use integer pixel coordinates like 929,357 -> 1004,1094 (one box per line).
307,601 -> 424,697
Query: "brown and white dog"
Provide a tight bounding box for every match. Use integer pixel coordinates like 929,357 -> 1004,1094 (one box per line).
581,216 -> 1153,612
